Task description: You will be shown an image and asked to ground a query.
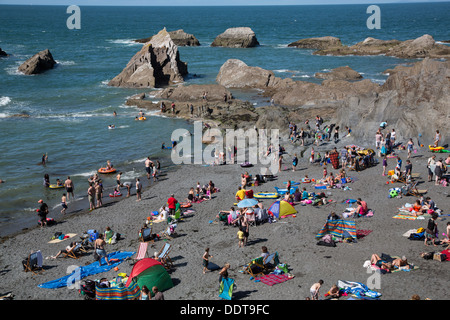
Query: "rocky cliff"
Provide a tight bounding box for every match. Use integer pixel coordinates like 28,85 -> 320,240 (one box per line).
108,28 -> 188,88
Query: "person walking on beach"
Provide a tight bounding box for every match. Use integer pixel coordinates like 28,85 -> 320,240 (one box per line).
87,183 -> 95,211
136,178 -> 142,201
37,199 -> 48,227
434,130 -> 441,148
202,248 -> 213,274
152,164 -> 158,182
94,234 -> 110,266
61,193 -> 68,215
145,157 -> 153,180
427,155 -> 436,182
310,280 -> 324,300
65,176 -> 74,200
407,138 -> 414,159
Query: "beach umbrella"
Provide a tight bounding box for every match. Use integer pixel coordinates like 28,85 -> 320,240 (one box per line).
237,198 -> 258,208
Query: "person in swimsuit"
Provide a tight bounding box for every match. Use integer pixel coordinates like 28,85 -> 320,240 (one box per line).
64,176 -> 74,200
94,234 -> 110,266
61,193 -> 68,214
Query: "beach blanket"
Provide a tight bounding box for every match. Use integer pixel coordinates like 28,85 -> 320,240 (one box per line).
316,219 -> 357,241
95,279 -> 141,300
38,251 -> 135,289
393,213 -> 421,220
219,278 -> 235,300
254,274 -> 293,286
356,229 -> 372,239
48,233 -> 77,244
440,249 -> 450,261
337,280 -> 381,299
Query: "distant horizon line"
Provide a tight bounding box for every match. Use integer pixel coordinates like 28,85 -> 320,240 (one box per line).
1,1 -> 450,6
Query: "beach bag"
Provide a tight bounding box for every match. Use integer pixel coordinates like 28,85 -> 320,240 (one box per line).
433,253 -> 447,262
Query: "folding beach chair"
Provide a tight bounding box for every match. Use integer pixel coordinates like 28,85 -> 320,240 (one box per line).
246,211 -> 256,227
62,243 -> 82,259
133,242 -> 149,262
407,183 -> 428,197
161,224 -> 177,240
23,250 -> 44,275
157,242 -> 174,270
139,226 -> 154,243
245,256 -> 265,278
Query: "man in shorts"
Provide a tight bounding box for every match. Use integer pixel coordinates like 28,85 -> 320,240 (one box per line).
145,157 -> 153,179
64,176 -> 74,200
167,194 -> 178,216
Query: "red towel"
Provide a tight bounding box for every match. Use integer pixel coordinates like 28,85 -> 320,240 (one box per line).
254,274 -> 292,286
440,249 -> 450,261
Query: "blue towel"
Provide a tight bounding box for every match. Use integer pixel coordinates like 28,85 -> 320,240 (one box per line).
38,251 -> 135,289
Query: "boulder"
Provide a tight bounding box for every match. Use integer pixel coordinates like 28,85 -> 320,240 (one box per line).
0,48 -> 8,57
315,66 -> 363,81
109,28 -> 188,88
18,49 -> 56,75
211,27 -> 259,48
288,36 -> 342,50
216,59 -> 277,88
135,29 -> 200,46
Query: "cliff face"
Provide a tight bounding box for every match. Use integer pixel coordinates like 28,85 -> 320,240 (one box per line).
108,28 -> 188,88
334,58 -> 450,144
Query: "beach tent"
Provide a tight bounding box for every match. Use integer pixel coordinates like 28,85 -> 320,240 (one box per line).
316,219 -> 357,241
268,200 -> 297,218
125,258 -> 173,297
95,279 -> 141,300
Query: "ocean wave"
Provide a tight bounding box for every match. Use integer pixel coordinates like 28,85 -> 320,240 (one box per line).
106,39 -> 141,46
56,60 -> 76,66
5,64 -> 25,76
0,113 -> 11,118
0,96 -> 11,107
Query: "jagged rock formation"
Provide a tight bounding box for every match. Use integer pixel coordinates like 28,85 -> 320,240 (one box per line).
109,28 -> 188,88
18,49 -> 56,75
288,36 -> 342,50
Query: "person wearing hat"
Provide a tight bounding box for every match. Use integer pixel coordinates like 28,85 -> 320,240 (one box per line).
37,199 -> 49,227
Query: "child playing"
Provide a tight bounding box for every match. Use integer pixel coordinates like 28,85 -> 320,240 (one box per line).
202,248 -> 213,274
323,165 -> 328,180
382,156 -> 388,176
310,280 -> 324,300
292,154 -> 298,172
61,193 -> 67,215
237,227 -> 245,248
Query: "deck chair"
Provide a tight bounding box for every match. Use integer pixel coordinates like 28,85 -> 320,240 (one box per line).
246,212 -> 256,227
245,256 -> 265,278
157,242 -> 174,269
407,183 -> 428,197
139,227 -> 154,243
133,242 -> 149,261
62,243 -> 82,259
161,224 -> 177,240
23,250 -> 44,275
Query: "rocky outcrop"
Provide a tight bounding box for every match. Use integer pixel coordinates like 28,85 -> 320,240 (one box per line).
315,66 -> 363,81
108,28 -> 188,88
154,84 -> 232,102
0,48 -> 8,57
135,29 -> 200,46
333,58 -> 450,144
314,34 -> 450,59
211,27 -> 259,48
18,49 -> 56,75
287,36 -> 342,50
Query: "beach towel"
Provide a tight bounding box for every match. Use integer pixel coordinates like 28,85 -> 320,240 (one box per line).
337,280 -> 381,299
219,278 -> 235,300
393,214 -> 420,220
95,279 -> 141,300
316,219 -> 357,241
254,274 -> 293,286
48,233 -> 77,244
329,151 -> 339,169
440,249 -> 450,261
356,230 -> 372,239
38,251 -> 135,289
